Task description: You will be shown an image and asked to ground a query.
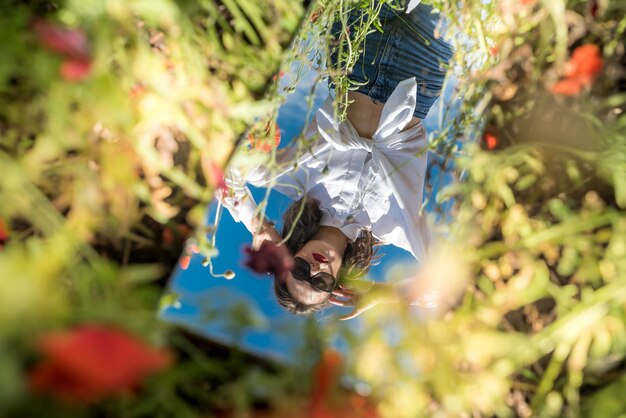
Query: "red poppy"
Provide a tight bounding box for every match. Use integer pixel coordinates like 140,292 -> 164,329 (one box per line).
179,255 -> 191,270
33,20 -> 93,82
29,325 -> 171,403
248,121 -> 281,153
244,240 -> 294,276
60,59 -> 92,81
33,20 -> 90,60
484,132 -> 498,150
0,219 -> 8,250
550,78 -> 584,96
566,44 -> 604,83
552,44 -> 603,95
310,8 -> 324,23
310,349 -> 342,414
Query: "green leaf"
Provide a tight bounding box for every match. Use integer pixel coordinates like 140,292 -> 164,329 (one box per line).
120,264 -> 165,284
583,374 -> 626,417
159,291 -> 182,311
614,171 -> 626,209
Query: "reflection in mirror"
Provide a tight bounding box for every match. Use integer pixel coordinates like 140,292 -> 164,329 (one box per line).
163,0 -> 460,361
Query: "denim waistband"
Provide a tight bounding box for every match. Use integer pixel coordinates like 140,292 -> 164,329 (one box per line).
329,1 -> 453,119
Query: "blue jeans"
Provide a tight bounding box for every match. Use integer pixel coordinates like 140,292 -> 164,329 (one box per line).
329,1 -> 453,119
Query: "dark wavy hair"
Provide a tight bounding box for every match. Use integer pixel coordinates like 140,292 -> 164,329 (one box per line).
273,196 -> 378,315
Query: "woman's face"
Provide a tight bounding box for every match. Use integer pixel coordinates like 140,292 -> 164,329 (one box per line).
284,238 -> 343,305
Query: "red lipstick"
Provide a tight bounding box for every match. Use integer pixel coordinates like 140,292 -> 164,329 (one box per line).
312,252 -> 328,263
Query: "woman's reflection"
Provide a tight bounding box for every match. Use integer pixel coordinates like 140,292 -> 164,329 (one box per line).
219,1 -> 453,318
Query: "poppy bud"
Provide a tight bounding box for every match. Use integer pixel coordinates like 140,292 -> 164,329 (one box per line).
484,132 -> 498,150
179,255 -> 191,270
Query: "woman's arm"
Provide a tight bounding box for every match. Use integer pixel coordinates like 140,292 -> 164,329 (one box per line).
329,282 -> 402,320
219,191 -> 282,249
244,207 -> 282,250
218,178 -> 282,249
330,273 -> 455,320
221,115 -> 323,244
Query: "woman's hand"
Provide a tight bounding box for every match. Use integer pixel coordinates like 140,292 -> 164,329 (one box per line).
214,168 -> 282,248
329,287 -> 369,320
216,185 -> 254,222
329,283 -> 398,320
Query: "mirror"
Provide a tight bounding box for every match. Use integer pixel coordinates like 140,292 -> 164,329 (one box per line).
162,0 -> 458,362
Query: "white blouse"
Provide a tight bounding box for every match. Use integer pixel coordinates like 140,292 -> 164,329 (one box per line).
245,77 -> 433,263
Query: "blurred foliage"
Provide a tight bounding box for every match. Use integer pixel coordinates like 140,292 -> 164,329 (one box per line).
2,0 -> 626,416
337,0 -> 626,417
0,0 -> 310,415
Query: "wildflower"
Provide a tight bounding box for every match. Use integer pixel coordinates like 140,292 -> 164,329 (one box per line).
484,132 -> 498,150
248,121 -> 281,153
310,8 -> 324,23
566,44 -> 604,83
0,219 -> 8,250
179,255 -> 191,270
551,44 -> 604,96
33,20 -> 90,60
550,78 -> 584,96
243,240 -> 294,276
60,59 -> 92,81
29,325 -> 171,403
311,349 -> 342,412
33,20 -> 92,82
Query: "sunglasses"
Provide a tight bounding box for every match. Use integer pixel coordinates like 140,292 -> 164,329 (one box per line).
291,257 -> 338,293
